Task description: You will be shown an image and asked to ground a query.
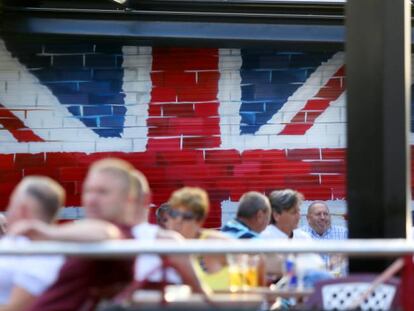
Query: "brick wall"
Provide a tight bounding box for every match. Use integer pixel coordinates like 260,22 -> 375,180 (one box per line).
0,38 -> 361,227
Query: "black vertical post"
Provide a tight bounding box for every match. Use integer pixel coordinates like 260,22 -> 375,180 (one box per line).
346,0 -> 411,271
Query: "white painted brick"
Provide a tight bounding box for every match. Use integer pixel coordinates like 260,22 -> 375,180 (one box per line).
122,127 -> 148,138
124,93 -> 139,104
1,143 -> 29,153
306,124 -> 328,136
122,55 -> 152,67
221,135 -> 245,150
27,109 -> 54,121
307,134 -> 340,147
62,117 -> 83,128
8,110 -> 25,120
126,102 -> 149,115
49,128 -> 81,141
19,72 -> 39,83
315,107 -> 342,123
218,90 -> 231,101
0,70 -> 19,81
132,138 -> 147,151
0,62 -> 18,70
219,124 -> 231,136
29,142 -> 63,153
0,128 -> 17,142
138,47 -> 152,54
219,49 -> 232,56
136,68 -> 151,81
123,81 -> 152,92
219,104 -> 238,115
123,69 -> 137,81
338,134 -> 347,147
37,93 -> 58,107
269,135 -> 308,147
122,46 -> 139,55
42,117 -> 64,128
62,142 -> 96,153
244,134 -> 269,149
96,139 -> 133,152
325,123 -> 346,135
31,129 -> 50,140
219,116 -> 230,125
230,125 -> 240,135
123,115 -> 137,126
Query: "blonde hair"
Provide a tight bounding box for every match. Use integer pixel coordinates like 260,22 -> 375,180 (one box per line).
169,187 -> 209,221
19,176 -> 65,222
90,158 -> 151,207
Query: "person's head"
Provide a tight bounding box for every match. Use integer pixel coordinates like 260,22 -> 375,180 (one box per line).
128,169 -> 152,224
7,176 -> 65,226
0,214 -> 6,236
237,191 -> 271,233
268,189 -> 303,237
156,203 -> 172,229
82,158 -> 137,224
168,187 -> 209,239
306,201 -> 331,235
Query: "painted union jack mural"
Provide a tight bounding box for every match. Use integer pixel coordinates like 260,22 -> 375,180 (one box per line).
0,38 -> 365,227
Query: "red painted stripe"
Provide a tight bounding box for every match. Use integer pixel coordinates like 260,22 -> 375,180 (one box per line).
278,65 -> 345,135
147,48 -> 221,150
0,104 -> 44,142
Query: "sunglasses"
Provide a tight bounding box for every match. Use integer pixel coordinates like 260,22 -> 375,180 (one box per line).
167,209 -> 197,221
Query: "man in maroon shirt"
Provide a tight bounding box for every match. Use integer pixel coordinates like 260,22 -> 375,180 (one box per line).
11,158 -> 139,311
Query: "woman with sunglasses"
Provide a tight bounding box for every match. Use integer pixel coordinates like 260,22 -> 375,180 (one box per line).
168,187 -> 230,292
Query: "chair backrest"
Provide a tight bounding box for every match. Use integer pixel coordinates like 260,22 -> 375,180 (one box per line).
305,274 -> 401,310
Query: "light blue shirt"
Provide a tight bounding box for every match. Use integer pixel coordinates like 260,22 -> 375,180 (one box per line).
301,225 -> 348,240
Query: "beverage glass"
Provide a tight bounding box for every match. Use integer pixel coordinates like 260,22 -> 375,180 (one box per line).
227,254 -> 247,292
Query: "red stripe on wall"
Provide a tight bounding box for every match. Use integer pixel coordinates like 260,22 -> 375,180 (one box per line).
0,103 -> 44,142
278,65 -> 345,135
147,48 -> 221,150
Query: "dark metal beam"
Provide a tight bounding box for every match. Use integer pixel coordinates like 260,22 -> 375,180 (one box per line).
0,15 -> 344,47
346,0 -> 411,271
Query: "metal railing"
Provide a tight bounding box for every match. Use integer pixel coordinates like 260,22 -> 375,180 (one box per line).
1,238 -> 413,257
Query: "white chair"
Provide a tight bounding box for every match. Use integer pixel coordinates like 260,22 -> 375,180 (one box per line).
305,274 -> 400,310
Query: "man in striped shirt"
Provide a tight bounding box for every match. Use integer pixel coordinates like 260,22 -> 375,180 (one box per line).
221,191 -> 271,239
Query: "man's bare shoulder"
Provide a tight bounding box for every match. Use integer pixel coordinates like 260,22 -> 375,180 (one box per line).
155,228 -> 185,241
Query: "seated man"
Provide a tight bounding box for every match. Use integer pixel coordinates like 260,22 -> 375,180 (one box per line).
0,176 -> 65,311
302,201 -> 348,240
302,201 -> 348,271
221,191 -> 271,239
261,189 -> 310,240
260,189 -> 329,286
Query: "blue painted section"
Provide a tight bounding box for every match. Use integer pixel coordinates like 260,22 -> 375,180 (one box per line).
5,40 -> 126,138
239,49 -> 334,134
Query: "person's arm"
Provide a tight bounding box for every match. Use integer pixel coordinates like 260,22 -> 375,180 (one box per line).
8,219 -> 122,242
156,229 -> 211,295
0,286 -> 36,311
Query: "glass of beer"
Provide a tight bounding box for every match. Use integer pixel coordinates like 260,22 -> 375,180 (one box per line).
227,254 -> 246,292
243,255 -> 259,289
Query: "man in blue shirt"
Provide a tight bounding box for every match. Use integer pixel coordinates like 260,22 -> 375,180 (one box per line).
221,191 -> 271,239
